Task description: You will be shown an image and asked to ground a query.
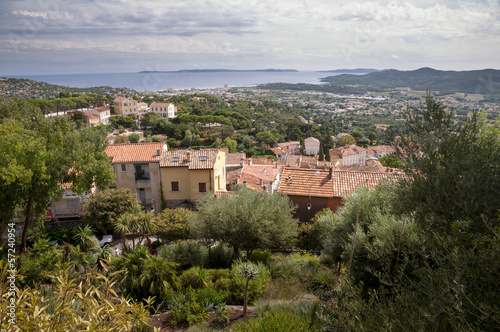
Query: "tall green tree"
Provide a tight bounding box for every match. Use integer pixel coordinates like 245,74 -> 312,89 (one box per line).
189,187 -> 298,257
0,98 -> 115,253
318,145 -> 324,161
396,93 -> 500,236
337,134 -> 356,147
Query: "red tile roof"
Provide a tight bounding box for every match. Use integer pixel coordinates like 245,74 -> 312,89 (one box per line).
160,149 -> 221,170
279,168 -> 334,197
105,142 -> 166,163
150,102 -> 175,108
279,167 -> 402,198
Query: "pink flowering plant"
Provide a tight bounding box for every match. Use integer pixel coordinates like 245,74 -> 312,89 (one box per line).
80,188 -> 141,233
155,208 -> 193,243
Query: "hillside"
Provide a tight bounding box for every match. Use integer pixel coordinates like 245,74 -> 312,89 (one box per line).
321,67 -> 500,95
0,77 -> 137,99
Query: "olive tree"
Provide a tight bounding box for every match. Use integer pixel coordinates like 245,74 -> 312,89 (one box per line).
189,187 -> 298,257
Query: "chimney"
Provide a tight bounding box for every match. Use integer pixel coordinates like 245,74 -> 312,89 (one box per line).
186,151 -> 191,162
260,178 -> 263,186
249,159 -> 252,166
156,149 -> 161,157
328,167 -> 333,180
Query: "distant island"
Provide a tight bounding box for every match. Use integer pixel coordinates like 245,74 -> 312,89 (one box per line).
138,69 -> 299,74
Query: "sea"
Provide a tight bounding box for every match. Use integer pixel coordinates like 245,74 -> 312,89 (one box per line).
5,71 -> 335,91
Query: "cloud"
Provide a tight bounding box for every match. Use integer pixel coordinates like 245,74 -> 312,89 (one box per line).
0,0 -> 498,74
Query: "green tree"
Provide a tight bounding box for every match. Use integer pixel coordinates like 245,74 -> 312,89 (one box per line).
379,154 -> 403,168
324,147 -> 331,162
336,134 -> 356,147
221,137 -> 238,153
189,187 -> 298,257
0,98 -> 114,253
255,132 -> 277,146
155,208 -> 193,243
396,93 -> 500,236
128,133 -> 140,143
80,188 -> 141,234
318,145 -> 324,161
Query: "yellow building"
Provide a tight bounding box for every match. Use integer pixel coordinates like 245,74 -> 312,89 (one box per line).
160,149 -> 226,209
113,97 -> 138,116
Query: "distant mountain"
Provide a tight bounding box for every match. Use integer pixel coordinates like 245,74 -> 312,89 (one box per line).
321,67 -> 500,95
0,77 -> 137,99
317,68 -> 382,74
138,69 -> 299,74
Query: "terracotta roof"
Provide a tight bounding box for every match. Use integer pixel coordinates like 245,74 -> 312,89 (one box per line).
94,106 -> 110,113
226,168 -> 242,184
371,145 -> 396,154
226,152 -> 246,165
114,97 -> 129,102
160,149 -> 221,169
279,167 -> 402,198
105,142 -> 166,163
332,170 -> 395,196
270,147 -> 285,156
279,168 -> 334,197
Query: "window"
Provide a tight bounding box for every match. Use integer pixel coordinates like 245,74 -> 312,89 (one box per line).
172,157 -> 179,162
121,164 -> 126,172
200,156 -> 207,161
171,181 -> 179,192
199,182 -> 207,193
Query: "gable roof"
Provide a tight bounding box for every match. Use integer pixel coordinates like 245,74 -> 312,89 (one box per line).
105,142 -> 166,163
279,168 -> 334,197
160,149 -> 221,170
279,167 -> 401,198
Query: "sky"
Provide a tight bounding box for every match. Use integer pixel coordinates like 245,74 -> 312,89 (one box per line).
0,0 -> 499,75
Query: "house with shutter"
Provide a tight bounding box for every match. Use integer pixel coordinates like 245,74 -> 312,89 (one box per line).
105,142 -> 167,213
160,149 -> 226,209
149,102 -> 178,119
304,137 -> 320,156
113,97 -> 138,116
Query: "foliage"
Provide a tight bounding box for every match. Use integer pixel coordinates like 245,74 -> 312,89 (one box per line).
18,239 -> 64,287
336,134 -> 356,146
229,260 -> 270,306
129,133 -> 140,143
158,240 -> 207,270
379,153 -> 404,168
155,208 -> 192,243
167,287 -> 209,326
230,309 -> 317,332
0,98 -> 114,252
396,93 -> 500,236
111,245 -> 178,301
206,242 -> 235,269
73,225 -> 98,252
189,187 -> 298,257
0,262 -> 153,331
80,188 -> 141,233
248,249 -> 273,267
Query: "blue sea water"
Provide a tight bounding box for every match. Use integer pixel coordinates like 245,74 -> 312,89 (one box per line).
6,71 -> 334,91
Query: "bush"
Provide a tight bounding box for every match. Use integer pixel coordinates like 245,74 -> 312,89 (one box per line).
158,240 -> 207,270
206,242 -> 235,269
230,310 -> 317,331
129,133 -> 140,143
168,287 -> 209,326
195,288 -> 225,311
19,239 -> 63,286
155,208 -> 192,243
248,249 -> 273,266
228,260 -> 270,305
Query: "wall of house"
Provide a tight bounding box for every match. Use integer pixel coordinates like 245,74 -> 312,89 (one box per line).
287,195 -> 330,222
161,167 -> 192,202
113,162 -> 161,213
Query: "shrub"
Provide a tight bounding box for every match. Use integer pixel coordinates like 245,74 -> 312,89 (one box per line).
19,239 -> 64,286
230,310 -> 317,332
206,242 -> 235,269
155,208 -> 193,243
248,249 -> 273,266
129,133 -> 140,143
195,288 -> 225,311
229,260 -> 270,305
158,240 -> 207,270
168,287 -> 209,326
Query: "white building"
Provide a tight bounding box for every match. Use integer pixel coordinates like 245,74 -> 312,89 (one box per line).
304,137 -> 320,156
149,102 -> 177,119
87,107 -> 111,125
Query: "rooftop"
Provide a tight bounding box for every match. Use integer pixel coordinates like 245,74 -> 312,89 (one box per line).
160,148 -> 222,169
105,142 -> 166,163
